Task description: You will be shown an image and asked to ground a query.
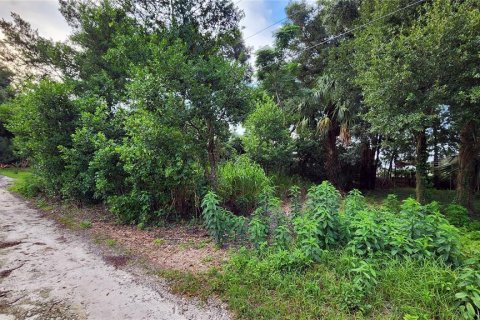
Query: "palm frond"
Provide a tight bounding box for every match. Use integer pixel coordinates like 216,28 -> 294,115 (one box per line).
317,116 -> 331,135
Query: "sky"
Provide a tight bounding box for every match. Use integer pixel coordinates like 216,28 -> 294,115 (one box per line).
0,0 -> 291,52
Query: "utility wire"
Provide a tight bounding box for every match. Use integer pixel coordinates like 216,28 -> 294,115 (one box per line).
244,17 -> 289,40
298,0 -> 427,54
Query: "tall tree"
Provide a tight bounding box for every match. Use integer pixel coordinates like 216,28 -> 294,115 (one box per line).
256,0 -> 363,189
354,0 -> 443,202
431,0 -> 480,216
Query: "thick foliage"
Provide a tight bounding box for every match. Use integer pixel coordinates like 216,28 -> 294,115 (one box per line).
347,199 -> 462,264
114,108 -> 204,224
443,203 -> 470,227
6,80 -> 78,194
242,94 -> 293,172
201,191 -> 246,247
59,98 -> 126,201
201,181 -> 470,316
217,155 -> 270,215
305,181 -> 342,249
341,258 -> 378,313
455,258 -> 480,319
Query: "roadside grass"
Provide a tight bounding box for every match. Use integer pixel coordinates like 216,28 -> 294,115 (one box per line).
158,250 -> 459,320
0,167 -> 43,198
0,167 -> 31,180
79,219 -> 92,229
58,215 -> 81,230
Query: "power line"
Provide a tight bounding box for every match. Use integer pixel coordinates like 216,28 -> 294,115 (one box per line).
245,17 -> 289,40
298,0 -> 427,54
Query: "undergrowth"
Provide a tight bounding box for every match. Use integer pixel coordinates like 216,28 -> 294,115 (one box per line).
193,181 -> 480,319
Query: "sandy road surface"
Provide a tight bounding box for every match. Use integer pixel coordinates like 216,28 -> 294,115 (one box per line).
0,176 -> 229,320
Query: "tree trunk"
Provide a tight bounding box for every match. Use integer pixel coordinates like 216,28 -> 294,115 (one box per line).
359,140 -> 370,190
387,151 -> 396,181
415,129 -> 428,203
359,137 -> 378,190
456,120 -> 478,217
324,121 -> 341,189
432,122 -> 440,188
371,135 -> 382,190
206,120 -> 218,188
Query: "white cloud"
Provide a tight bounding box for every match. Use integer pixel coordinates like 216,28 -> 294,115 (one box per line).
238,0 -> 283,54
0,0 -> 70,41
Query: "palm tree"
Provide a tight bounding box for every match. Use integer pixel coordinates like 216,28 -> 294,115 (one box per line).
296,74 -> 357,189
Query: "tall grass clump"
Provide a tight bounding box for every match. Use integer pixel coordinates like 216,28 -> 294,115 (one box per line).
216,155 -> 270,215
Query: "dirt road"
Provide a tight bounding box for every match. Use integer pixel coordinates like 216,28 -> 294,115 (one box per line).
0,176 -> 229,320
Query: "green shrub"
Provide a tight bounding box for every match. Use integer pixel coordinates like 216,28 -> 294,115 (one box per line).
399,199 -> 461,264
344,189 -> 367,217
118,109 -> 205,220
60,101 -> 127,202
347,209 -> 384,256
201,191 -> 230,247
305,181 -> 340,216
273,225 -> 292,250
201,191 -> 247,247
341,259 -> 378,313
6,80 -> 79,195
107,190 -> 152,225
292,214 -> 322,262
443,204 -> 469,227
242,94 -> 293,172
289,185 -> 302,217
455,259 -> 480,319
383,193 -> 401,213
248,215 -> 269,249
217,155 -> 270,215
305,181 -> 342,249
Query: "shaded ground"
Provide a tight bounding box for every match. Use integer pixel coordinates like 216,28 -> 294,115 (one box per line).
90,222 -> 228,273
0,176 -> 230,320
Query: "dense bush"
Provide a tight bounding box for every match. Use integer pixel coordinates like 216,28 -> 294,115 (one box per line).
6,80 -> 79,194
60,99 -> 126,202
443,203 -> 470,227
203,181 -> 463,265
113,108 -> 205,224
2,22 -> 252,224
304,182 -> 342,249
216,155 -> 271,215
